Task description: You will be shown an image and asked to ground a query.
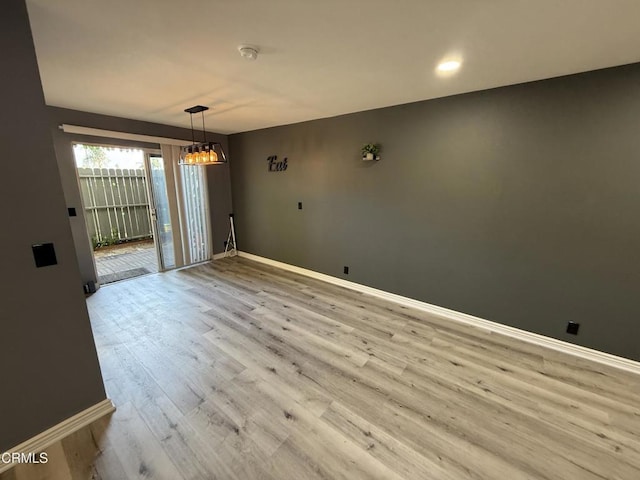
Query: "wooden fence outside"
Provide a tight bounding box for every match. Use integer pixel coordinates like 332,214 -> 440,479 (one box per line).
77,168 -> 153,247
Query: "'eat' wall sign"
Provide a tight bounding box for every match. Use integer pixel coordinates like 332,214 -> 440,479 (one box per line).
267,155 -> 288,172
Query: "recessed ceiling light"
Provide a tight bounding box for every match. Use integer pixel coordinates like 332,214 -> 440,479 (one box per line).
436,60 -> 462,74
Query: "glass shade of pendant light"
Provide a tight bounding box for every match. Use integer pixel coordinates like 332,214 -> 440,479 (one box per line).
179,105 -> 228,166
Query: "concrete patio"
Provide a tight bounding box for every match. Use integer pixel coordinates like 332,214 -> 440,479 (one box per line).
93,239 -> 158,284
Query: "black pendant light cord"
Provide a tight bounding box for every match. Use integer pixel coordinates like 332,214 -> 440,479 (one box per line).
201,111 -> 207,143
190,113 -> 195,145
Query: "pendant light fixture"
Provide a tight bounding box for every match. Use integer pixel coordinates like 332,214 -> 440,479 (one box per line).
179,105 -> 227,166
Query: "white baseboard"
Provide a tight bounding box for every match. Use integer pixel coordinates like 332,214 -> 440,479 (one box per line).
213,251 -> 237,260
237,251 -> 640,376
0,399 -> 116,474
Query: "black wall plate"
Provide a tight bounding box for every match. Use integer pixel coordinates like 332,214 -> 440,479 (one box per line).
32,243 -> 57,268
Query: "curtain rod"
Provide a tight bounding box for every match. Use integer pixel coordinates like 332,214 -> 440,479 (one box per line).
59,124 -> 193,147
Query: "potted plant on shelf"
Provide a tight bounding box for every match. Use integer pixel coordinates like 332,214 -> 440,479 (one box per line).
361,143 -> 381,161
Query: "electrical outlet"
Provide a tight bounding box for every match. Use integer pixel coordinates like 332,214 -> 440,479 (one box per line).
343,266 -> 349,275
566,321 -> 580,335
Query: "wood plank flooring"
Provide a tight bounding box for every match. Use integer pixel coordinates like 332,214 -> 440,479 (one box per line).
4,257 -> 640,479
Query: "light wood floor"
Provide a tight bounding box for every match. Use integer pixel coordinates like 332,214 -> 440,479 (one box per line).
5,257 -> 640,479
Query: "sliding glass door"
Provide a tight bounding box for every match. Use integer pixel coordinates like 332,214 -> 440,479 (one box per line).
74,143 -> 212,281
145,154 -> 176,270
145,147 -> 213,271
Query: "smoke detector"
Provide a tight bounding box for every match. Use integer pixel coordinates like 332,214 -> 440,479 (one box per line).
238,45 -> 259,60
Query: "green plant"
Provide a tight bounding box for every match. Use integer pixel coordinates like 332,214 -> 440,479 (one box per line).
92,228 -> 120,250
361,143 -> 381,157
105,227 -> 120,246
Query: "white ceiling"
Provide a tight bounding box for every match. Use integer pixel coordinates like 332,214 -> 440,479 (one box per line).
26,0 -> 640,135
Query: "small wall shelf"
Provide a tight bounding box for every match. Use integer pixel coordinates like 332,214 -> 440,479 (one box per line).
361,143 -> 381,162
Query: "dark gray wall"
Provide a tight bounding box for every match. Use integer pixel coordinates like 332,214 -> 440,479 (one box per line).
230,62 -> 640,362
48,107 -> 232,284
0,0 -> 106,451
